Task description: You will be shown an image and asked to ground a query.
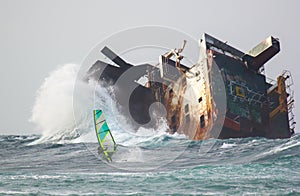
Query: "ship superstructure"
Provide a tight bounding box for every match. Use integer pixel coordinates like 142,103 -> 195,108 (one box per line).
87,33 -> 295,140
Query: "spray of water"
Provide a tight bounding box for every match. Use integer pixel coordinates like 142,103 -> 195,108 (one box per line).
29,64 -> 94,143
29,64 -> 173,145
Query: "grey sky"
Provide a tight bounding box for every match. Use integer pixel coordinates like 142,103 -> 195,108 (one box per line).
1,0 -> 299,135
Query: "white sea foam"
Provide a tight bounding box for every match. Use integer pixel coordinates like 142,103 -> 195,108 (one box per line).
29,64 -> 90,144
2,174 -> 67,180
29,63 -> 169,146
220,143 -> 237,149
265,140 -> 300,154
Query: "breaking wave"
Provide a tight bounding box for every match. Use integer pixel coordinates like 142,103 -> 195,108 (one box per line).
29,64 -> 82,144
29,64 -> 172,145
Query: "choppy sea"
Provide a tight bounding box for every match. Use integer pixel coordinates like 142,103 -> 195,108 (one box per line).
2,64 -> 299,195
1,133 -> 300,195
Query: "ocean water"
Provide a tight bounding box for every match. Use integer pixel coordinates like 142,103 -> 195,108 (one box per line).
2,64 -> 299,195
1,134 -> 300,195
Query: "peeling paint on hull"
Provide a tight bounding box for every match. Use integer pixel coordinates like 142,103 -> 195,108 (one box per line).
86,33 -> 295,140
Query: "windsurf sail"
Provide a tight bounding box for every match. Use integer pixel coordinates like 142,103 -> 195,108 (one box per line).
93,110 -> 117,162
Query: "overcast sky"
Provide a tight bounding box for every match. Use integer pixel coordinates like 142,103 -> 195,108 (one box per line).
1,0 -> 299,135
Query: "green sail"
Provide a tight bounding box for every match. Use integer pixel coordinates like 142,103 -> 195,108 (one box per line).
93,110 -> 117,162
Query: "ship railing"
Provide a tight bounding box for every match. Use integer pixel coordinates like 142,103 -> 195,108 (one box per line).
265,70 -> 295,134
281,70 -> 296,134
281,70 -> 294,89
288,105 -> 296,134
265,70 -> 294,89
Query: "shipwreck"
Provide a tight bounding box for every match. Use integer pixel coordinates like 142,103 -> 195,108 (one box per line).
86,33 -> 295,140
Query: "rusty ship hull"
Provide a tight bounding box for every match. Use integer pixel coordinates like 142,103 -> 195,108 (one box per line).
86,33 -> 295,140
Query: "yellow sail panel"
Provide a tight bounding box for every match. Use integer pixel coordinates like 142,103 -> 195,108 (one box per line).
93,110 -> 117,162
